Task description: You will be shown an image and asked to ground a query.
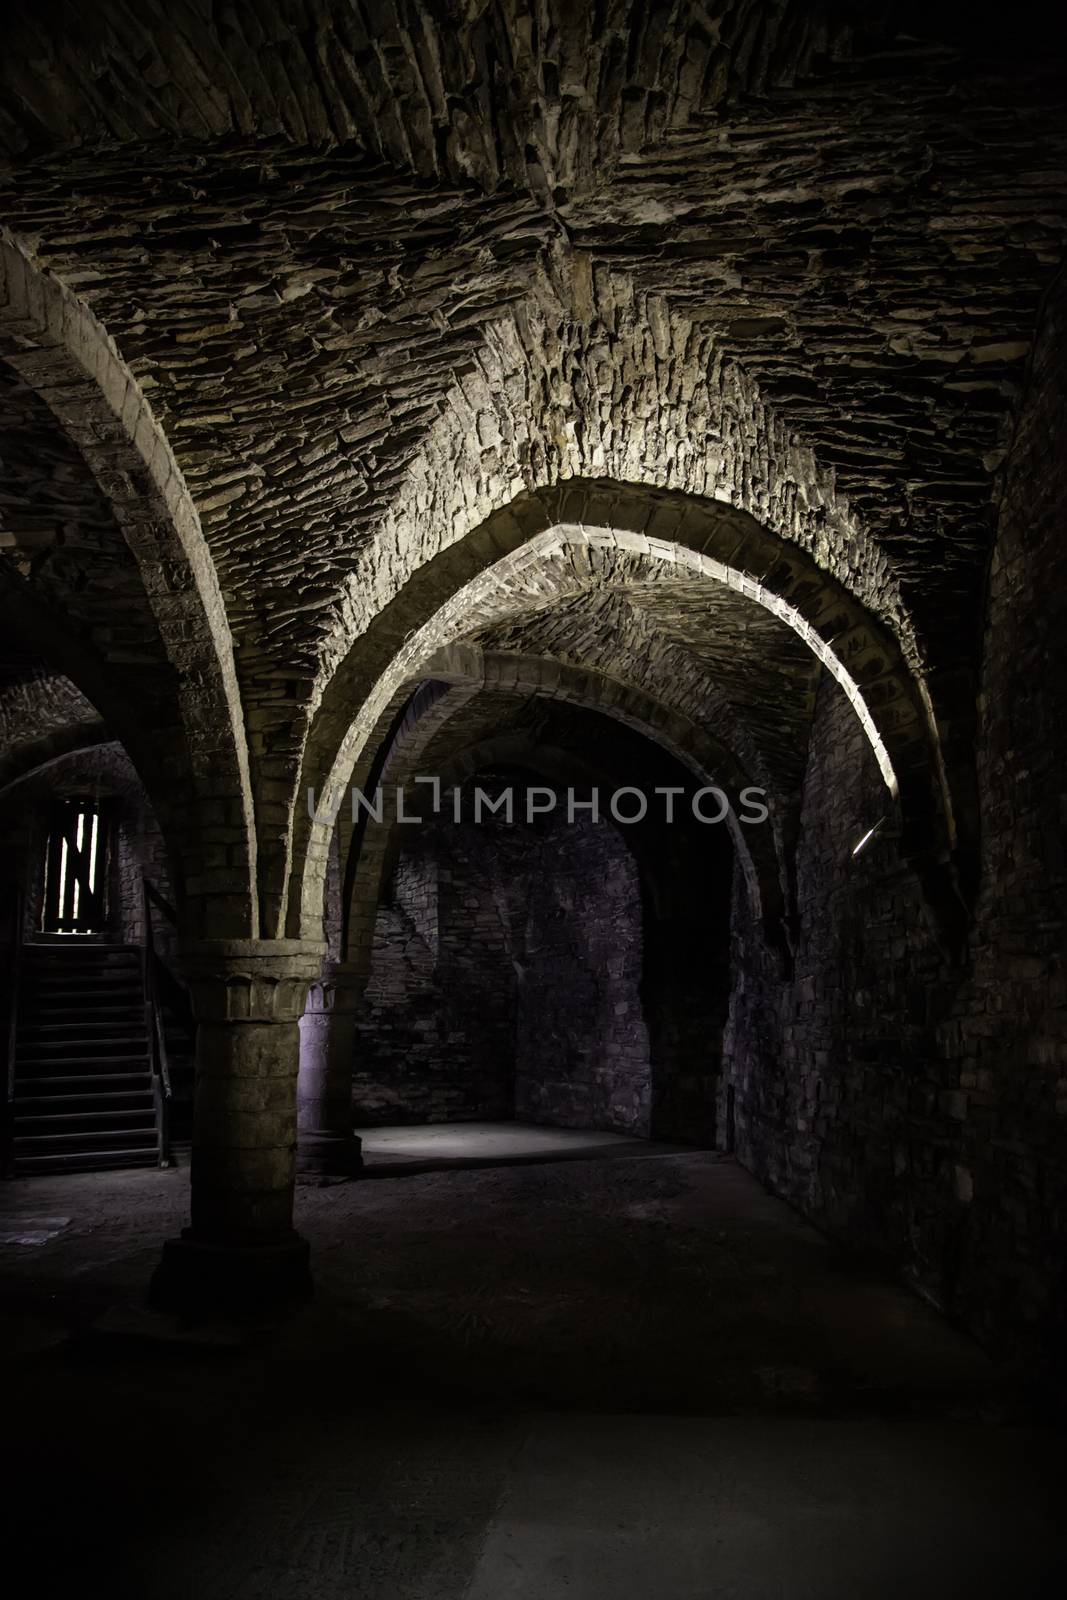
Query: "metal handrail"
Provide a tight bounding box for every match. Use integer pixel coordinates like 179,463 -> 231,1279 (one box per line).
3,887 -> 25,1176
143,877 -> 178,926
141,877 -> 173,1168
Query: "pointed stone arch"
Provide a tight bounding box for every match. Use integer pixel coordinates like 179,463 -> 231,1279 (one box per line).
0,232 -> 258,936
290,481 -> 962,953
334,649 -> 786,974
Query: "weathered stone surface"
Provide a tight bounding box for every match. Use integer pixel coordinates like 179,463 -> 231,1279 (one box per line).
0,1 -> 1064,1371
1,4 -> 1062,915
724,268 -> 1067,1379
0,658 -> 101,790
151,938 -> 325,1307
343,698 -> 732,1138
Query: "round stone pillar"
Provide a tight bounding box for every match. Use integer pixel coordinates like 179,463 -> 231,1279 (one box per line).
297,962 -> 364,1180
151,939 -> 325,1311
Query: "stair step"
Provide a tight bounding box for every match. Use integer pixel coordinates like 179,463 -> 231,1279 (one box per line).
20,1027 -> 146,1041
22,947 -> 139,960
15,1072 -> 153,1091
16,1043 -> 147,1057
15,1058 -> 149,1077
21,971 -> 141,987
13,947 -> 166,1174
15,1109 -> 156,1130
22,959 -> 140,974
16,1088 -> 157,1107
25,957 -> 140,968
24,947 -> 139,960
17,1057 -> 150,1075
22,993 -> 143,1009
17,1104 -> 156,1122
13,1149 -> 160,1175
20,1013 -> 146,1025
26,978 -> 142,993
19,1049 -> 149,1061
19,1017 -> 147,1033
22,993 -> 144,1005
15,1107 -> 154,1125
20,1018 -> 146,1030
24,939 -> 133,946
18,1032 -> 147,1048
14,1127 -> 160,1150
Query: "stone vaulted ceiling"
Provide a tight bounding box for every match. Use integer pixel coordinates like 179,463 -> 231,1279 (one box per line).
0,0 -> 1064,924
476,587 -> 814,790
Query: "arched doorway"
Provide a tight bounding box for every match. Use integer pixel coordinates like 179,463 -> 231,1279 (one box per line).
338,700 -> 735,1154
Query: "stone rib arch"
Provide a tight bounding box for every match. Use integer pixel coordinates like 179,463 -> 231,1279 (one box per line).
0,231 -> 258,936
289,482 -> 956,951
249,285 -> 913,932
0,665 -> 98,778
0,718 -> 110,797
335,693 -> 469,979
323,290 -> 911,692
424,646 -> 782,928
425,559 -> 792,805
0,571 -> 221,932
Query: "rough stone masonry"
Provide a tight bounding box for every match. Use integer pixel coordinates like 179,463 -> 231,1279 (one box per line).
0,2 -> 1064,1381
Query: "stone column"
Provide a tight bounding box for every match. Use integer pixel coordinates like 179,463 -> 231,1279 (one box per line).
151,939 -> 325,1311
297,961 -> 364,1179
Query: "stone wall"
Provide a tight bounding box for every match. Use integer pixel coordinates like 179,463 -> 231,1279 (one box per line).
725,282 -> 1067,1379
724,673 -> 953,1265
947,271 -> 1067,1370
6,7 -> 1064,932
514,813 -> 649,1135
352,812 -> 516,1125
352,783 -> 651,1133
0,668 -> 96,755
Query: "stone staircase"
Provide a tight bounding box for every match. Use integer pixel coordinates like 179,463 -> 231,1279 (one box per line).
10,943 -> 162,1175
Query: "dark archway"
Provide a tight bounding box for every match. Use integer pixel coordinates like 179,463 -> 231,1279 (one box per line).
340,698 -> 735,1148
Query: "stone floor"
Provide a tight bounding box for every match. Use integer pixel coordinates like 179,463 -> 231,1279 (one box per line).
1,1152 -> 1064,1597
356,1118 -> 675,1173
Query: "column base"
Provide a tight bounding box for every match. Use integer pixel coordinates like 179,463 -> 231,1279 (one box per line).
149,1230 -> 312,1314
297,1130 -> 364,1183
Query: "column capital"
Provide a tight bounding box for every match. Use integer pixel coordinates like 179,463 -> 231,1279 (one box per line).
297,961 -> 364,1179
303,959 -> 366,1017
180,939 -> 327,1024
